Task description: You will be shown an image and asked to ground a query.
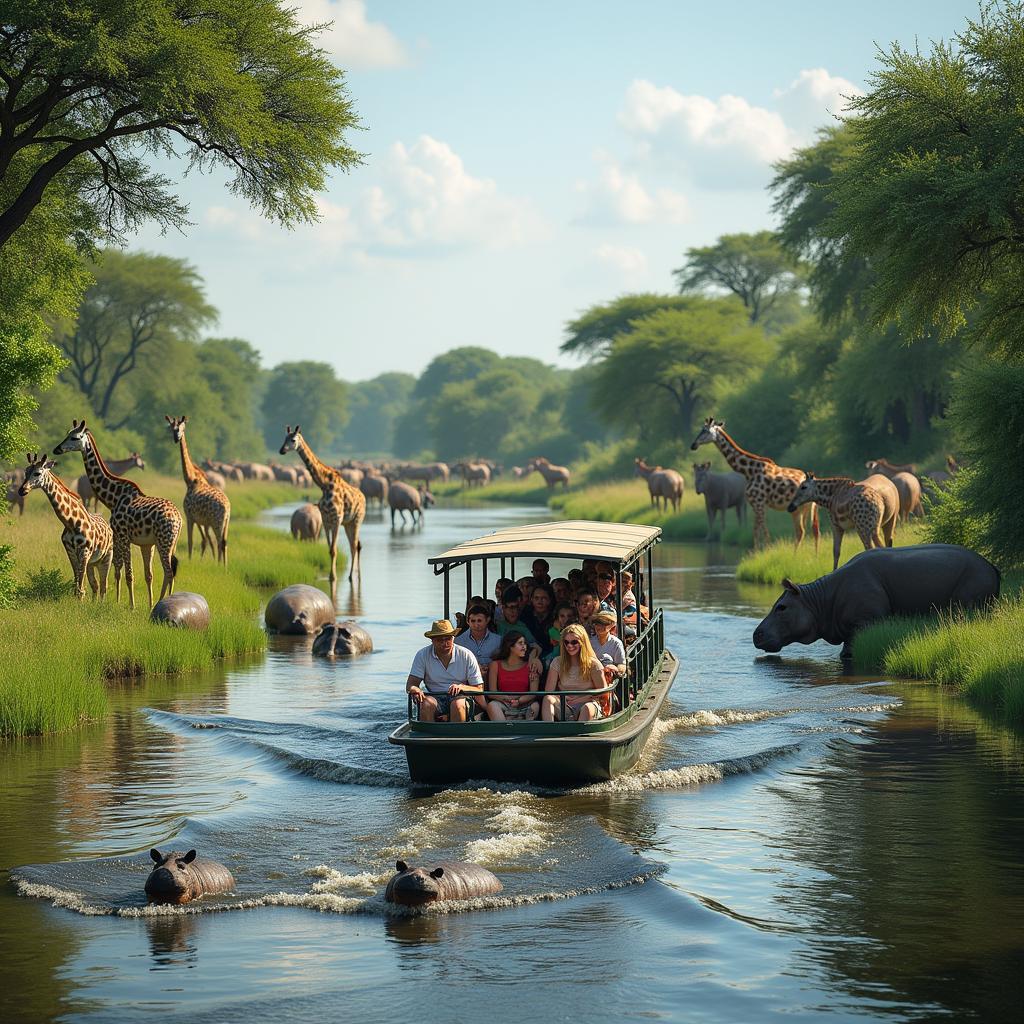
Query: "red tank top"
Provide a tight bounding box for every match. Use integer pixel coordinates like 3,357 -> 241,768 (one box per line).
495,661 -> 530,693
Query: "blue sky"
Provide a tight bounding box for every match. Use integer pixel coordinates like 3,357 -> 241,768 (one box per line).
134,1 -> 980,381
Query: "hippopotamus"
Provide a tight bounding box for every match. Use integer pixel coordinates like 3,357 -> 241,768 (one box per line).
753,544 -> 1000,659
150,591 -> 210,630
385,860 -> 503,907
312,620 -> 373,657
264,584 -> 335,635
145,848 -> 235,905
290,503 -> 322,541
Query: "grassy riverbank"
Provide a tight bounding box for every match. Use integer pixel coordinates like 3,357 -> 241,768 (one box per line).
433,477 -> 553,505
851,591 -> 1024,726
1,473 -> 328,737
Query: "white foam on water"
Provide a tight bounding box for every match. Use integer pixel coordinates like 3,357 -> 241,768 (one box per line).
582,744 -> 800,794
464,831 -> 547,863
652,708 -> 791,739
303,866 -> 389,894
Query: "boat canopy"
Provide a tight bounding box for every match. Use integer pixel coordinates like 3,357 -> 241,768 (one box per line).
428,519 -> 662,568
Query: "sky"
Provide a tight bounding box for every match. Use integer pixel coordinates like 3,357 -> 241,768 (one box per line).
133,0 -> 982,382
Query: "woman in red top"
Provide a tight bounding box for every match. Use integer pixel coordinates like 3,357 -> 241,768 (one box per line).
485,631 -> 540,721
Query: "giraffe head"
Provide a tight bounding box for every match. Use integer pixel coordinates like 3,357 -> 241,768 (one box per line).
165,415 -> 188,444
280,425 -> 303,456
53,419 -> 91,456
787,472 -> 816,512
690,417 -> 723,451
19,452 -> 56,496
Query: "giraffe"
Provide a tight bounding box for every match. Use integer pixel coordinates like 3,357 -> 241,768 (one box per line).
77,453 -> 145,511
165,416 -> 231,564
690,417 -> 819,551
53,420 -> 182,610
788,473 -> 888,571
18,453 -> 114,600
280,425 -> 365,582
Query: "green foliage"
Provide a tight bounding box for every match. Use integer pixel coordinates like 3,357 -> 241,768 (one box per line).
0,545 -> 16,610
673,230 -> 805,327
195,338 -> 267,460
261,361 -> 349,455
16,568 -> 75,602
926,357 -> 1024,567
54,250 -> 217,425
823,5 -> 1024,356
343,372 -> 416,454
0,0 -> 363,250
561,293 -> 693,360
592,298 -> 769,440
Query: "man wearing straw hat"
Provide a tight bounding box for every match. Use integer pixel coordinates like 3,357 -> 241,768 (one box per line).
406,619 -> 485,723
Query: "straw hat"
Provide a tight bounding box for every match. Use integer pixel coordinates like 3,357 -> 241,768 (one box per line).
424,618 -> 458,639
593,610 -> 617,626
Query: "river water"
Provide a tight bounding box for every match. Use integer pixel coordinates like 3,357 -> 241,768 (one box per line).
2,503 -> 1022,1023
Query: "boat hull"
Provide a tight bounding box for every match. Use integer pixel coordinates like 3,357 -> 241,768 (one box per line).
389,650 -> 678,785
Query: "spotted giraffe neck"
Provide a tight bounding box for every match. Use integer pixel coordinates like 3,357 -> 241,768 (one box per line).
37,470 -> 88,524
712,428 -> 773,480
176,431 -> 202,487
82,432 -> 142,507
295,437 -> 337,490
808,477 -> 855,502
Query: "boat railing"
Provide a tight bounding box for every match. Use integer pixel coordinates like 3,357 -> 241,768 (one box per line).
407,680 -> 619,723
626,608 -> 664,702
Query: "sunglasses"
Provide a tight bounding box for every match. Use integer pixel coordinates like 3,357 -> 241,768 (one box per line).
562,637 -> 581,647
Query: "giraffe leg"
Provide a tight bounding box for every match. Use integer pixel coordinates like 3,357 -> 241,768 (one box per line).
98,549 -> 112,600
883,512 -> 896,547
198,523 -> 211,558
65,535 -> 87,601
113,534 -> 127,605
344,519 -> 361,581
791,509 -> 806,549
219,511 -> 230,565
187,516 -> 195,559
141,544 -> 155,608
326,524 -> 339,582
158,542 -> 176,602
832,527 -> 844,571
123,538 -> 136,610
753,504 -> 766,550
811,503 -> 820,554
86,552 -> 99,599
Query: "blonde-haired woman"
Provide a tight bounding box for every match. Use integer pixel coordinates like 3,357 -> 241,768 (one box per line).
541,623 -> 606,722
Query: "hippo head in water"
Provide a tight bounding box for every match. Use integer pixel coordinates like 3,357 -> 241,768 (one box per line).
145,849 -> 199,903
387,860 -> 447,906
752,579 -> 819,653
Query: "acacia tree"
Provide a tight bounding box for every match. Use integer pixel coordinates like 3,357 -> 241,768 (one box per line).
561,294 -> 694,360
673,231 -> 804,325
56,250 -> 216,425
591,298 -> 767,440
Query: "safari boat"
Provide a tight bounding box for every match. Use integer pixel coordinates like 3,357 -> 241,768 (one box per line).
388,520 -> 678,784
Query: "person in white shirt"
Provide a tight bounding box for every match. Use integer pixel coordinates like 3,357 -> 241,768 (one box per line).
406,619 -> 484,723
455,604 -> 502,675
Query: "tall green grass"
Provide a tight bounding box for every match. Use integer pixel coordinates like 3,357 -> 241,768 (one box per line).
433,476 -> 554,505
0,478 -> 330,737
852,597 -> 1024,726
735,524 -> 928,584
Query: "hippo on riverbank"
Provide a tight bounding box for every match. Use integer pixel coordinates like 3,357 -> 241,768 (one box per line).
151,592 -> 210,630
753,544 -> 1000,659
145,848 -> 235,905
264,584 -> 335,635
385,860 -> 503,907
312,621 -> 373,657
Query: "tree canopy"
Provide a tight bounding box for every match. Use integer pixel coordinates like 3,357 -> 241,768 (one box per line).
0,0 -> 363,249
673,231 -> 804,325
561,294 -> 693,360
261,361 -> 348,454
591,298 -> 768,440
822,4 -> 1024,356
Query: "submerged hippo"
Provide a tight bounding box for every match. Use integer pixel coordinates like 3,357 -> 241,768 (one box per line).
312,621 -> 373,657
145,848 -> 235,905
753,543 -> 1000,659
264,584 -> 335,635
150,591 -> 210,630
385,860 -> 503,907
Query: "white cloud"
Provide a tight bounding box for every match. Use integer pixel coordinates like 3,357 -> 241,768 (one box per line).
576,157 -> 689,225
294,1 -> 407,69
594,243 -> 648,275
616,70 -> 861,189
205,205 -> 264,240
207,135 -> 545,258
773,68 -> 863,137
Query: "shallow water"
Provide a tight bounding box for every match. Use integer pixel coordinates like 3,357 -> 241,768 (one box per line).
2,503 -> 1022,1023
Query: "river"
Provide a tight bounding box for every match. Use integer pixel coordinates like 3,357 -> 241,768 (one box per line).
1,503 -> 1022,1023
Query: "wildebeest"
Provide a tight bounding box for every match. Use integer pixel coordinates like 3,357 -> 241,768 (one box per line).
634,458 -> 684,512
528,456 -> 570,489
454,461 -> 491,487
752,544 -> 1000,659
360,473 -> 389,508
692,462 -> 746,538
390,481 -> 434,527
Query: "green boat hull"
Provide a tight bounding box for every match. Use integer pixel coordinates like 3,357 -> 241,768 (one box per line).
389,650 -> 678,785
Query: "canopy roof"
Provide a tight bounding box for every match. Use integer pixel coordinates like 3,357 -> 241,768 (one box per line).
428,520 -> 661,568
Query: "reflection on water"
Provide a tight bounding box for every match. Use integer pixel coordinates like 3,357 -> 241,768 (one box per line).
2,504 -> 1023,1023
